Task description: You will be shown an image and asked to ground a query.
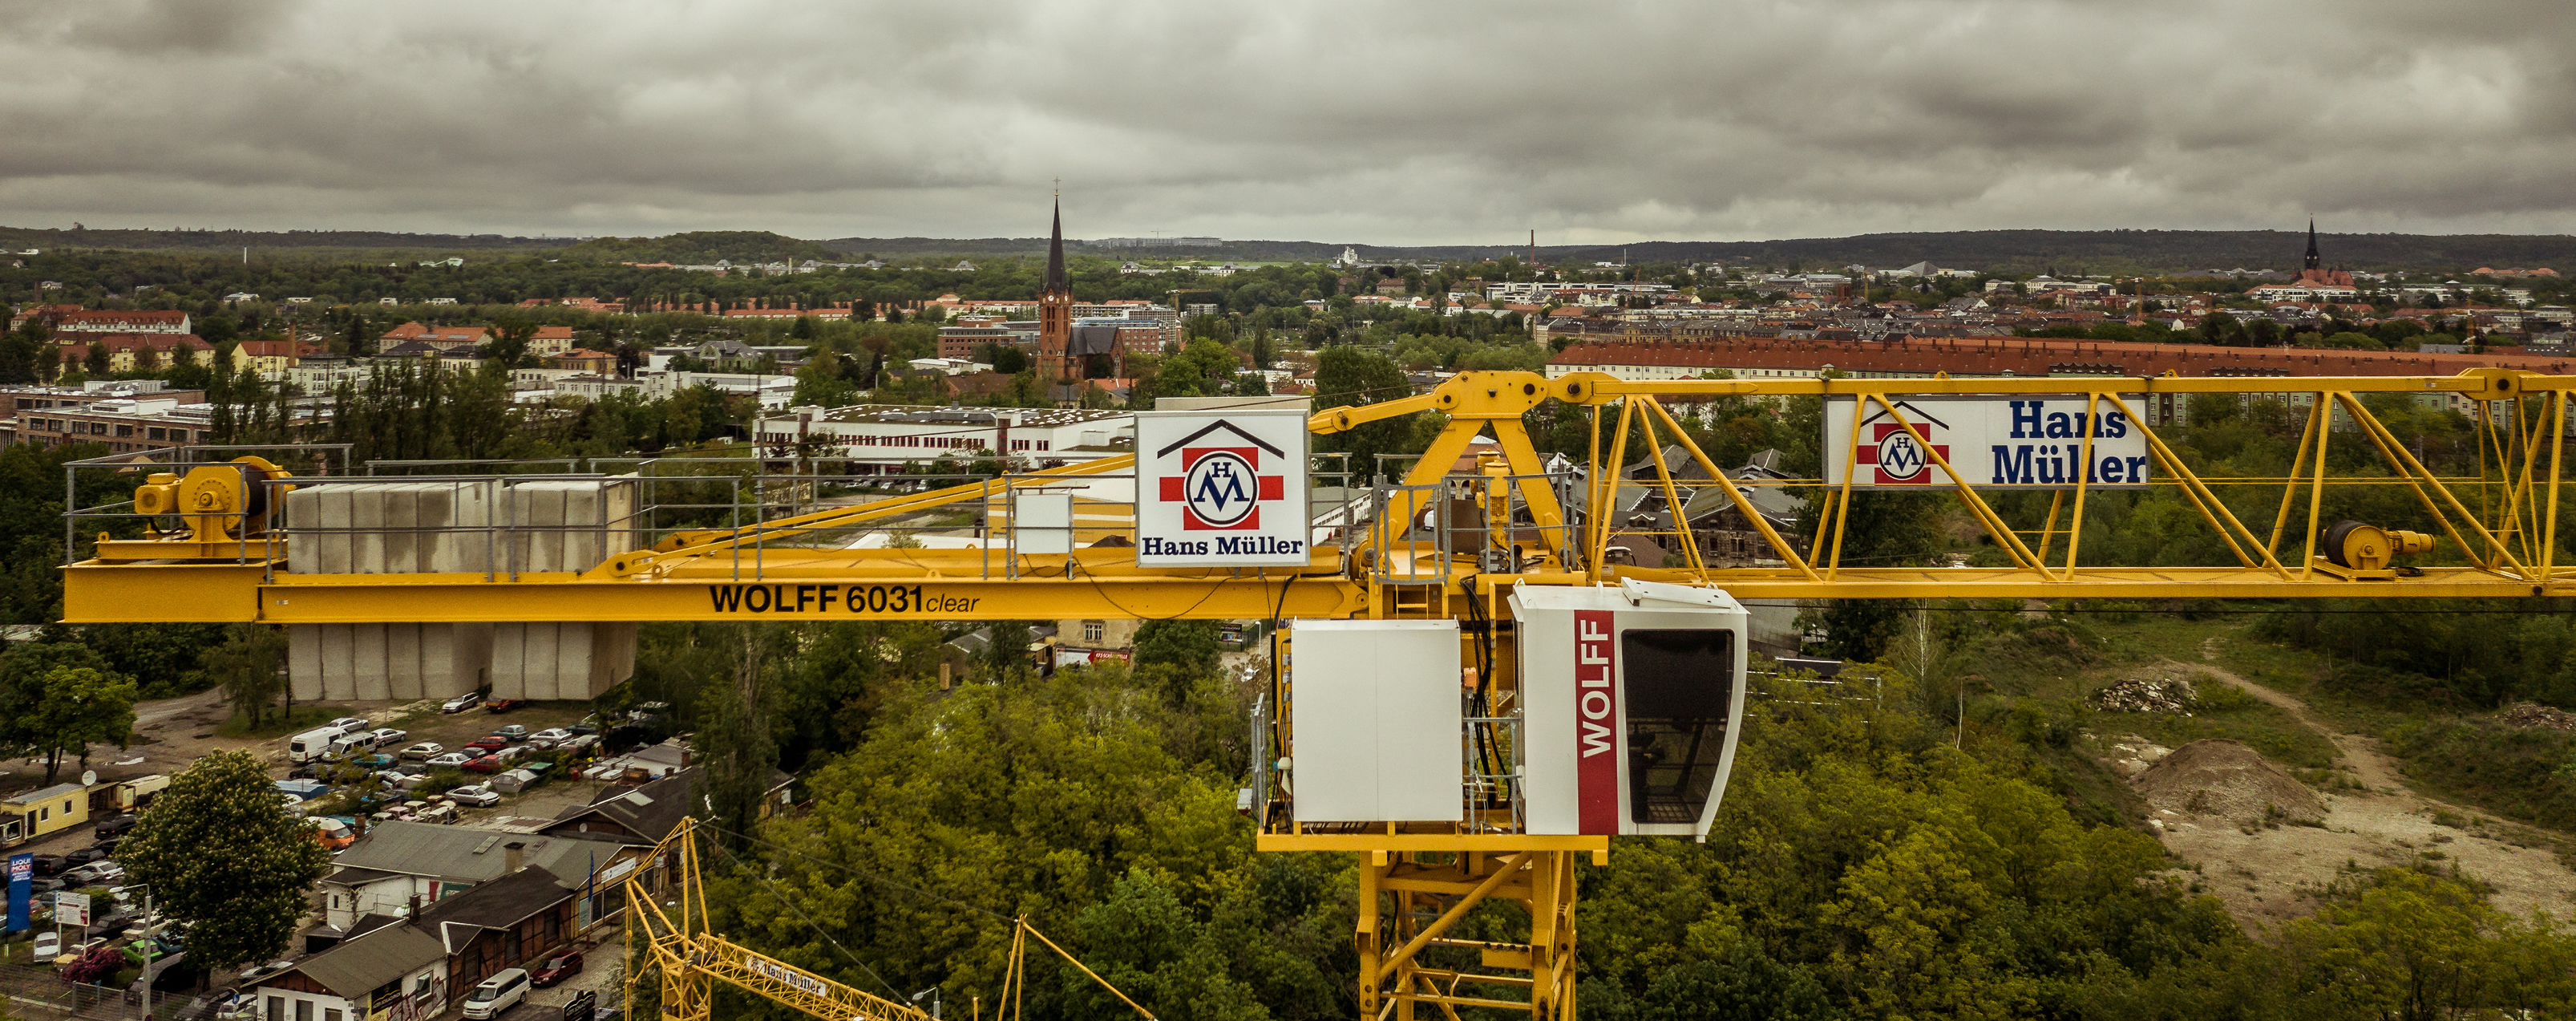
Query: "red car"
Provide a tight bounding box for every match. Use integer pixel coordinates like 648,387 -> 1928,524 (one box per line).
462,755 -> 506,774
531,952 -> 584,987
463,736 -> 509,753
484,699 -> 527,714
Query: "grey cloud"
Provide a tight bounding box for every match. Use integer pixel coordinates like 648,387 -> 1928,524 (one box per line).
5,0 -> 2576,243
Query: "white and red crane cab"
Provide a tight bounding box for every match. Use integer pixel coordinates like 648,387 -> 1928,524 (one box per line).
1513,579 -> 1749,838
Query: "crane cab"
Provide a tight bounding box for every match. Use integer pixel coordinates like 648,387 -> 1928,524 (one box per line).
1512,579 -> 1748,837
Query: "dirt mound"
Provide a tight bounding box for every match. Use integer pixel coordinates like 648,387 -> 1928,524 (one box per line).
2497,703 -> 2576,731
2132,739 -> 2323,824
2093,675 -> 2197,714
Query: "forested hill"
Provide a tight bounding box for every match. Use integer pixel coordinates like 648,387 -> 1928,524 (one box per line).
14,223 -> 2576,273
0,226 -> 564,254
557,231 -> 839,265
831,229 -> 2576,273
1546,229 -> 2576,274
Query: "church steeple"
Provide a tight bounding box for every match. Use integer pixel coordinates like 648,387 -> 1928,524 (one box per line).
2303,219 -> 2320,271
1037,188 -> 1075,382
1045,192 -> 1068,295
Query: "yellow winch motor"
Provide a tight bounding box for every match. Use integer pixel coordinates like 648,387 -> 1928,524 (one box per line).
2320,520 -> 2433,573
131,456 -> 293,541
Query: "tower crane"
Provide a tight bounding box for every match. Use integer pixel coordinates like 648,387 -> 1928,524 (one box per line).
57,367 -> 2573,1019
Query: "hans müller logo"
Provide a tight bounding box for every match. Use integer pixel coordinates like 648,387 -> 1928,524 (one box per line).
1155,419 -> 1286,531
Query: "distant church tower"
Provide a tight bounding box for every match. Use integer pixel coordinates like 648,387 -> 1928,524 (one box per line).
1037,194 -> 1074,381
2304,219 -> 2321,272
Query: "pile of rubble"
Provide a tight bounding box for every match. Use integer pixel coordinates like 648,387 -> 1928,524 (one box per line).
2497,703 -> 2576,731
2093,675 -> 2197,715
2133,739 -> 2326,825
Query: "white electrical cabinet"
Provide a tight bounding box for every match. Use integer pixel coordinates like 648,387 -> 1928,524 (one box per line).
1514,580 -> 1749,837
1288,618 -> 1463,824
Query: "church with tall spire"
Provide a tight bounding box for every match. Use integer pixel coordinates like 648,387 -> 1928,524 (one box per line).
1034,194 -> 1076,381
2294,219 -> 2354,287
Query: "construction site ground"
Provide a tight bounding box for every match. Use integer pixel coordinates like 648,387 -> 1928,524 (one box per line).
2084,626 -> 2576,933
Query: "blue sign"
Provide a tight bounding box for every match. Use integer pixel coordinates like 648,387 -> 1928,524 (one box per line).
6,853 -> 30,933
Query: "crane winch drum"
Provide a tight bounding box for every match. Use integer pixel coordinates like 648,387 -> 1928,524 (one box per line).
1513,579 -> 1749,838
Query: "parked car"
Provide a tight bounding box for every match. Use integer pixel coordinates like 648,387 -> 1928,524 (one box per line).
442,692 -> 483,713
426,752 -> 474,768
69,861 -> 125,885
63,848 -> 106,868
32,930 -> 59,961
398,742 -> 444,760
90,837 -> 123,857
93,814 -> 140,838
463,736 -> 510,753
366,727 -> 407,746
413,802 -> 459,824
462,968 -> 530,1019
29,854 -> 65,877
29,877 -> 66,897
528,727 -> 574,748
237,959 -> 295,983
566,719 -> 601,736
483,699 -> 527,714
531,951 -> 584,987
326,717 -> 371,733
462,756 -> 505,774
447,785 -> 501,808
492,724 -> 531,742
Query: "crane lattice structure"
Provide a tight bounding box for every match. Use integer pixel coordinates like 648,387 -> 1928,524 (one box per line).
59,368 -> 2574,1019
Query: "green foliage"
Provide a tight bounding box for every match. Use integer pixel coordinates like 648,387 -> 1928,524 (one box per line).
27,666 -> 136,785
1312,346 -> 1417,482
711,660 -> 1292,1021
2279,869 -> 2576,1019
81,622 -> 225,699
200,624 -> 289,730
117,749 -> 334,970
561,231 -> 840,266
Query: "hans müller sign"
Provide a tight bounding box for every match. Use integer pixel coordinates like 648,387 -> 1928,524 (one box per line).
1823,395 -> 2154,489
1134,409 -> 1312,567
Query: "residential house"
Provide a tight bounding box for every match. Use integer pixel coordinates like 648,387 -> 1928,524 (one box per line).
252,865 -> 576,1021
377,322 -> 490,352
233,339 -> 321,378
55,333 -> 216,372
249,916 -> 450,1021
529,326 -> 579,359
51,310 -> 192,334
317,820 -> 608,931
551,348 -> 617,374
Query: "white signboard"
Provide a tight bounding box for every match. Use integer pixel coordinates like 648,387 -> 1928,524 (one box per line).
1823,395 -> 2153,489
1134,410 -> 1312,567
55,893 -> 88,926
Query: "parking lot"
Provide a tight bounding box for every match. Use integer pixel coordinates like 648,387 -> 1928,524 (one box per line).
0,687 -> 653,1019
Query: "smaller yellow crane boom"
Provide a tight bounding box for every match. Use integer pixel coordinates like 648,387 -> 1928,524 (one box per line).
620,817 -> 1153,1021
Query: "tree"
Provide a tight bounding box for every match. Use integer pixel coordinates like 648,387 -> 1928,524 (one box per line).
29,666 -> 136,785
84,342 -> 108,375
116,750 -> 334,970
200,624 -> 287,729
1313,346 -> 1416,483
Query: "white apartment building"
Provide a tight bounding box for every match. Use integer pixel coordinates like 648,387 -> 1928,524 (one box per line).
753,404 -> 1132,472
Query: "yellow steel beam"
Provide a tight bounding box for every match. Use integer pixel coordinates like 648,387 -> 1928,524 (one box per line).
63,567 -> 1367,624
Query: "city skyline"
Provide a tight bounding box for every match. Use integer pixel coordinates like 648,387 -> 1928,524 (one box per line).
6,1 -> 2576,245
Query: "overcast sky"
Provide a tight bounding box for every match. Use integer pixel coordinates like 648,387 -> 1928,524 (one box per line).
4,0 -> 2572,245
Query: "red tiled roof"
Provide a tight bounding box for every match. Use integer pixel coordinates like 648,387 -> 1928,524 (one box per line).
1550,335 -> 2575,379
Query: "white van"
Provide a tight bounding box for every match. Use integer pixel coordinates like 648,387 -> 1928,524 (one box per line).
326,732 -> 382,758
285,727 -> 350,764
461,968 -> 529,1019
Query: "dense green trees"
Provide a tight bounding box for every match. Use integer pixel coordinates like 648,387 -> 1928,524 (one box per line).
118,749 -> 335,970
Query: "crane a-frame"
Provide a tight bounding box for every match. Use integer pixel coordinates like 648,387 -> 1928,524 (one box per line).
56,367 -> 2573,1019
